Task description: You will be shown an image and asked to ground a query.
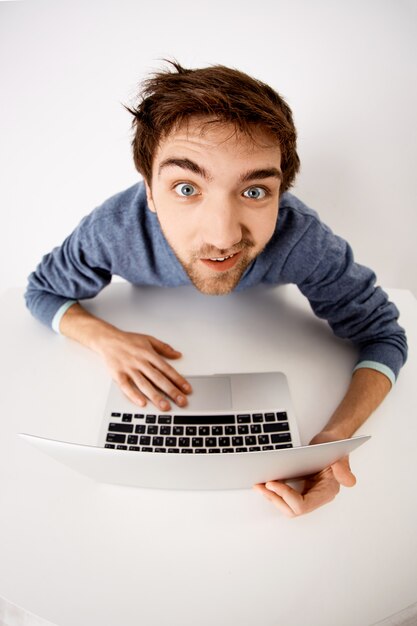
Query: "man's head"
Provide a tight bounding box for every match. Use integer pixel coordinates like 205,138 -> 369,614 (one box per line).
126,59 -> 300,295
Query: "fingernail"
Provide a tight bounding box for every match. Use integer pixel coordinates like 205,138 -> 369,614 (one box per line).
182,383 -> 190,391
159,399 -> 170,410
176,395 -> 185,405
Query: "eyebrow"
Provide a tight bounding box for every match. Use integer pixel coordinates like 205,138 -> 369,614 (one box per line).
158,157 -> 282,183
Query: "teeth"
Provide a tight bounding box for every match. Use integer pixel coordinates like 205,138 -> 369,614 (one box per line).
209,254 -> 235,261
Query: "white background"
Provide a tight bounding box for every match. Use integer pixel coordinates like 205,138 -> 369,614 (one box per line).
1,0 -> 416,297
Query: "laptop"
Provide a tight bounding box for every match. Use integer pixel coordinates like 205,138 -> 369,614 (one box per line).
19,371 -> 370,490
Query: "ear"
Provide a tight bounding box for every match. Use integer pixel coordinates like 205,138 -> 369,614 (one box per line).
144,179 -> 157,213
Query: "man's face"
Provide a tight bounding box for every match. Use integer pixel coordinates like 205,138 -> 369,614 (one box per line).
144,117 -> 282,295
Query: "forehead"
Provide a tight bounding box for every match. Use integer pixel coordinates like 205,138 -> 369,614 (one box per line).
155,116 -> 281,161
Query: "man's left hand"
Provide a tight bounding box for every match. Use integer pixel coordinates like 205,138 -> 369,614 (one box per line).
253,432 -> 356,518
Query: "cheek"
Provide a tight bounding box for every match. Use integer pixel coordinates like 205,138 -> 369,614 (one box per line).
158,209 -> 195,247
248,209 -> 278,245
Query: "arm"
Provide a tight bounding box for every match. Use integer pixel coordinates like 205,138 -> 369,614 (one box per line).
59,303 -> 192,410
254,202 -> 407,516
25,185 -> 192,409
254,367 -> 391,517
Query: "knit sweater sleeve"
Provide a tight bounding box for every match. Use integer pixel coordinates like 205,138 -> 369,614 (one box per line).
278,207 -> 408,383
24,208 -> 113,330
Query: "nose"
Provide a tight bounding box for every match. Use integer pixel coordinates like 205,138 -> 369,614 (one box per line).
200,199 -> 243,252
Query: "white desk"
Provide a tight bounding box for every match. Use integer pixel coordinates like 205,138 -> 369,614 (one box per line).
0,283 -> 416,626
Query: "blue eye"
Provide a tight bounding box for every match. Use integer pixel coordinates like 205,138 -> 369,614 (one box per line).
243,187 -> 267,199
174,183 -> 197,197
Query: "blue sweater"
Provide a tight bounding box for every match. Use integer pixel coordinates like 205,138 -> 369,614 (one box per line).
25,181 -> 408,384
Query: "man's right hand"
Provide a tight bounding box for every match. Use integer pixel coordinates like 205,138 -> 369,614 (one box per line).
59,303 -> 192,410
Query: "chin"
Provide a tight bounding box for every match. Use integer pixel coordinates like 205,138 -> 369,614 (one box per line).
188,267 -> 247,296
181,252 -> 255,296
193,281 -> 237,296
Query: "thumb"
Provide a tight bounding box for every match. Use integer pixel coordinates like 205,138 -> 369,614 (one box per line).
332,456 -> 356,487
148,336 -> 182,358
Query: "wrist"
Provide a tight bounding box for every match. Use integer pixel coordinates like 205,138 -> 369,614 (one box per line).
59,303 -> 120,352
310,428 -> 351,445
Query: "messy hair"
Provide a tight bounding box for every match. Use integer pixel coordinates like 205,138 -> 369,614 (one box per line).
125,59 -> 300,194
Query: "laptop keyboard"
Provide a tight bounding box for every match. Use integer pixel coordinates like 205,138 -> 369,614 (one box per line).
104,411 -> 293,453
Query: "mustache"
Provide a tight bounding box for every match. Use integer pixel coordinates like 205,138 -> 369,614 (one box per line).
194,238 -> 255,260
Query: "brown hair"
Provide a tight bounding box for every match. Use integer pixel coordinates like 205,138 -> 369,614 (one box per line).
125,59 -> 300,194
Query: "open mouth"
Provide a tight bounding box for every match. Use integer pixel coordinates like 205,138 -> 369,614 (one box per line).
200,251 -> 242,272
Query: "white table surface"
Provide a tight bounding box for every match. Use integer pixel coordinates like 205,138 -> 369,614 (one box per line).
0,283 -> 416,626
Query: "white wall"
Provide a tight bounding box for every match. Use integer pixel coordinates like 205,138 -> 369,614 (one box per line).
1,0 -> 416,297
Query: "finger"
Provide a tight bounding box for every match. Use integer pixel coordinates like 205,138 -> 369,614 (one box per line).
266,472 -> 340,516
264,480 -> 307,516
253,484 -> 297,518
140,362 -> 189,407
332,456 -> 356,487
128,370 -> 172,411
147,336 -> 183,359
117,374 -> 148,408
147,354 -> 192,395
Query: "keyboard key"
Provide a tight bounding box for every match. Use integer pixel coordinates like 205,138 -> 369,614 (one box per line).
146,415 -> 156,423
238,425 -> 249,435
194,449 -> 207,453
271,433 -> 292,443
208,449 -> 220,453
166,437 -> 177,447
134,414 -> 144,419
252,413 -> 263,422
127,435 -> 138,445
262,445 -> 274,450
142,447 -> 153,452
152,436 -> 164,447
219,437 -> 231,447
105,443 -> 115,448
179,437 -> 190,447
249,446 -> 261,452
275,443 -> 293,449
212,426 -> 223,436
111,412 -> 121,417
147,425 -> 158,435
250,424 -> 261,434
129,446 -> 140,451
181,449 -> 193,453
116,445 -> 127,450
109,422 -> 133,433
160,426 -> 171,435
186,426 -> 197,436
154,447 -> 166,453
221,448 -> 234,453
276,412 -> 288,421
263,422 -> 290,433
168,448 -> 179,453
158,415 -> 172,424
225,425 -> 236,435
135,424 -> 146,434
245,436 -> 256,446
237,414 -> 250,423
174,415 -> 234,425
139,435 -> 151,445
258,435 -> 270,445
122,414 -> 133,422
199,426 -> 210,436
236,447 -> 248,452
192,437 -> 204,447
173,426 -> 184,435
206,437 -> 217,447
232,436 -> 244,446
264,413 -> 275,422
106,433 -> 125,443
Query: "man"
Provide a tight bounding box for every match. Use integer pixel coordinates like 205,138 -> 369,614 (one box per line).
25,59 -> 407,517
